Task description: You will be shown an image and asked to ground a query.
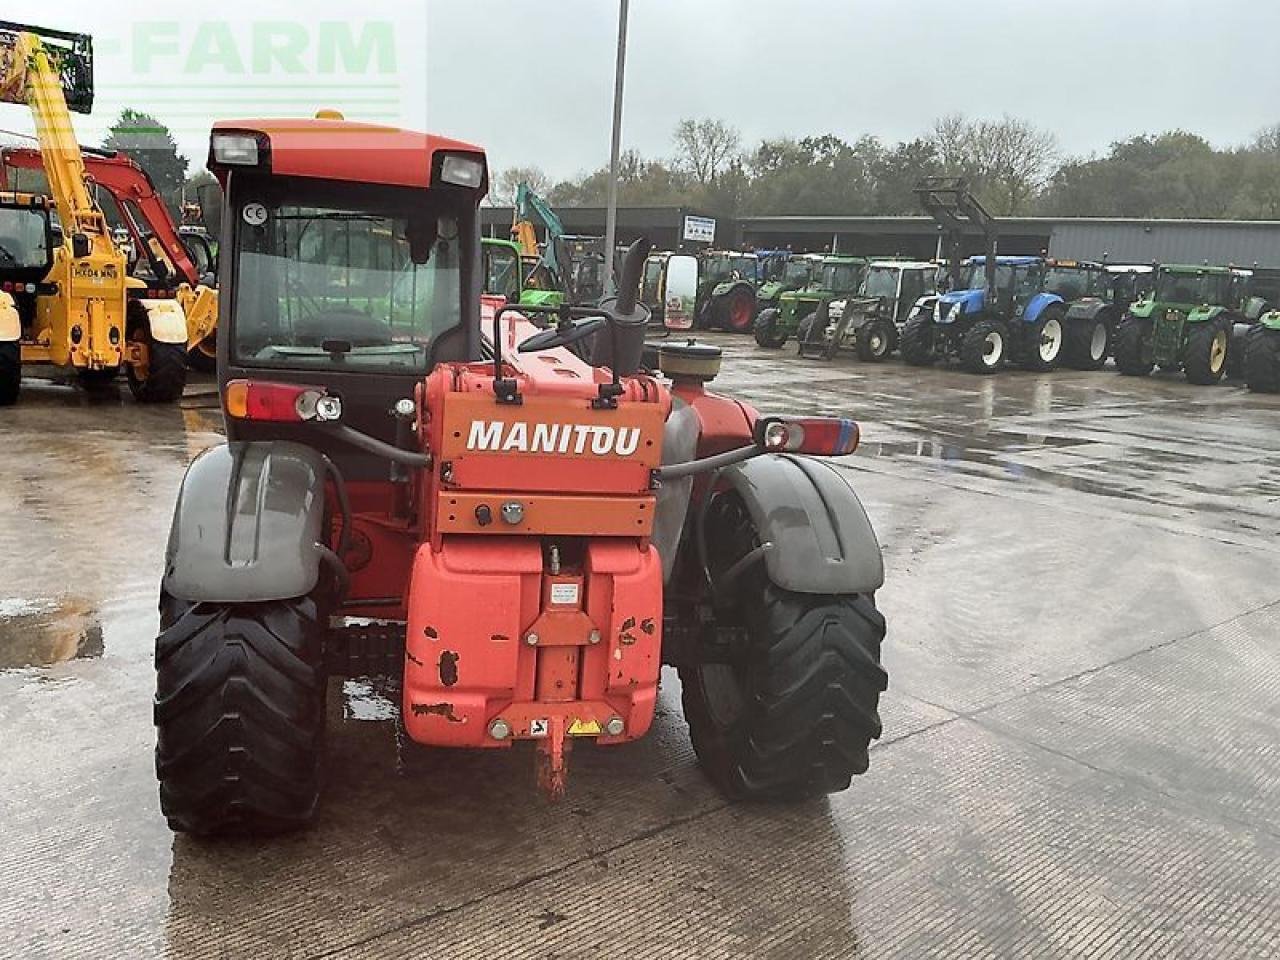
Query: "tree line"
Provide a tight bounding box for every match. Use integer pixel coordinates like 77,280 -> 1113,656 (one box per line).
495,115 -> 1280,221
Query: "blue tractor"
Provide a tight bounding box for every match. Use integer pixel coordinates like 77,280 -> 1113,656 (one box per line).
900,255 -> 1070,373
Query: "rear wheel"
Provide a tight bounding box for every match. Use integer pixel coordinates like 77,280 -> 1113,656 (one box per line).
1113,318 -> 1153,376
960,318 -> 1007,374
1184,320 -> 1229,385
154,592 -> 328,835
1062,316 -> 1111,371
721,288 -> 756,333
899,314 -> 935,366
0,341 -> 19,406
1244,326 -> 1280,393
679,493 -> 887,800
855,318 -> 895,362
753,308 -> 786,349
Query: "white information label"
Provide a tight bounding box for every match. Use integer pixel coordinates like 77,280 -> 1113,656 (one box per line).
530,719 -> 549,738
550,583 -> 580,606
682,215 -> 716,244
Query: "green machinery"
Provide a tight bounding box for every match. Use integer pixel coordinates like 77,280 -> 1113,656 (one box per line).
1113,264 -> 1268,385
1243,309 -> 1280,392
753,255 -> 867,350
695,250 -> 759,332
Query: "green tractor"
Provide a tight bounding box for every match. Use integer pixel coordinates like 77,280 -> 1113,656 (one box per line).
481,237 -> 525,302
1113,265 -> 1268,385
754,253 -> 823,319
695,249 -> 759,332
1243,310 -> 1280,392
754,255 -> 867,350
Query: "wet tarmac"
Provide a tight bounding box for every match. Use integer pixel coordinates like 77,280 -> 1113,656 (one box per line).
1,342 -> 1278,959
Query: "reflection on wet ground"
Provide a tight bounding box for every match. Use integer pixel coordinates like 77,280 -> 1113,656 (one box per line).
0,598 -> 104,670
1,352 -> 1279,958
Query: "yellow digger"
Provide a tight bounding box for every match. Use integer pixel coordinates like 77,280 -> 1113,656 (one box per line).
0,20 -> 191,403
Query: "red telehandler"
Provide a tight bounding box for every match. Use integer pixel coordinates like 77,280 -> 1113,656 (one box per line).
153,114 -> 888,835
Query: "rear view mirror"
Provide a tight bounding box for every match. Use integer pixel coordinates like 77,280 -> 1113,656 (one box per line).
663,255 -> 698,331
406,216 -> 438,265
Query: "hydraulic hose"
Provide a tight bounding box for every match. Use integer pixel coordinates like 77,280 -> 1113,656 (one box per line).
324,423 -> 432,468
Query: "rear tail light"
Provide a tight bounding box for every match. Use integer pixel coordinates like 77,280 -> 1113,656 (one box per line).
757,416 -> 860,456
224,379 -> 343,423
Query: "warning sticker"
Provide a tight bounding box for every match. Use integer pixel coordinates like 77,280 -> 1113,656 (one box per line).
568,718 -> 602,737
530,719 -> 549,738
549,582 -> 580,606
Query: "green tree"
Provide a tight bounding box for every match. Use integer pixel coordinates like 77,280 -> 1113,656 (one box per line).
102,109 -> 189,214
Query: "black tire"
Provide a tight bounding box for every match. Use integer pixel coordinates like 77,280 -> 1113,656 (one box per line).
720,287 -> 756,333
855,318 -> 895,362
1244,326 -> 1280,393
154,593 -> 327,835
0,340 -> 19,406
679,493 -> 887,800
187,337 -> 217,374
126,304 -> 188,403
899,314 -> 935,366
1061,314 -> 1112,371
754,308 -> 786,349
1183,320 -> 1230,385
796,313 -> 819,354
1225,323 -> 1251,381
1113,317 -> 1153,376
1019,305 -> 1065,372
960,317 -> 1008,374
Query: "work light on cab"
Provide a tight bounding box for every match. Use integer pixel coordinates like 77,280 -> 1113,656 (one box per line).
211,133 -> 262,166
438,153 -> 485,189
224,379 -> 342,423
757,416 -> 860,456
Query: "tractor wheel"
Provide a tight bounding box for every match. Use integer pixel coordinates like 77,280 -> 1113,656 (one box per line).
960,318 -> 1008,374
1244,326 -> 1280,393
154,592 -> 328,835
899,314 -> 935,366
1183,320 -> 1230,385
721,288 -> 756,334
0,341 -> 19,406
855,318 -> 895,362
1225,323 -> 1251,380
1020,306 -> 1065,372
1113,318 -> 1153,376
753,308 -> 786,349
126,305 -> 188,403
187,335 -> 217,374
679,492 -> 887,800
1062,316 -> 1111,371
796,313 -> 819,354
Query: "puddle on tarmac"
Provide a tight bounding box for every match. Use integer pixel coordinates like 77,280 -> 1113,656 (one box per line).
342,677 -> 399,721
0,598 -> 105,671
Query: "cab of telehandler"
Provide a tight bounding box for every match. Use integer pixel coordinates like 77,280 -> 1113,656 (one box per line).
208,119 -> 488,475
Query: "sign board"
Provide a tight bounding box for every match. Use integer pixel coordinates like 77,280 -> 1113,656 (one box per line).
682,215 -> 716,244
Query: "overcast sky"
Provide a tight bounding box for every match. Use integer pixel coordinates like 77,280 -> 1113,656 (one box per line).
3,0 -> 1277,185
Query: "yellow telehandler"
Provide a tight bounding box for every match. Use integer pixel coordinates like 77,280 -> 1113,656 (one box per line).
0,20 -> 190,403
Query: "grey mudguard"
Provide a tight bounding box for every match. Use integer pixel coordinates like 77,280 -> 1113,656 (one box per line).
721,454 -> 884,595
1065,299 -> 1110,323
652,401 -> 700,583
163,441 -> 330,604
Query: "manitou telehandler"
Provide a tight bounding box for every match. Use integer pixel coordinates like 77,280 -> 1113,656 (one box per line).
152,115 -> 889,835
0,21 -> 192,403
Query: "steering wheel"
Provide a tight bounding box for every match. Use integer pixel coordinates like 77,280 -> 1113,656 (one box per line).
518,316 -> 606,353
0,240 -> 20,265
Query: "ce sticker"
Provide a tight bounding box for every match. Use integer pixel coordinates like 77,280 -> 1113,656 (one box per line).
242,202 -> 269,227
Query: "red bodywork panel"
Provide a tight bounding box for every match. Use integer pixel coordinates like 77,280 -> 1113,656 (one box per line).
210,118 -> 487,192
1,147 -> 200,287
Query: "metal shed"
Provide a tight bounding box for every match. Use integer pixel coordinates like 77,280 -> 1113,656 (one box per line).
1047,219 -> 1280,269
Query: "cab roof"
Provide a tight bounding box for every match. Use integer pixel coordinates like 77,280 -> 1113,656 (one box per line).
209,116 -> 487,192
